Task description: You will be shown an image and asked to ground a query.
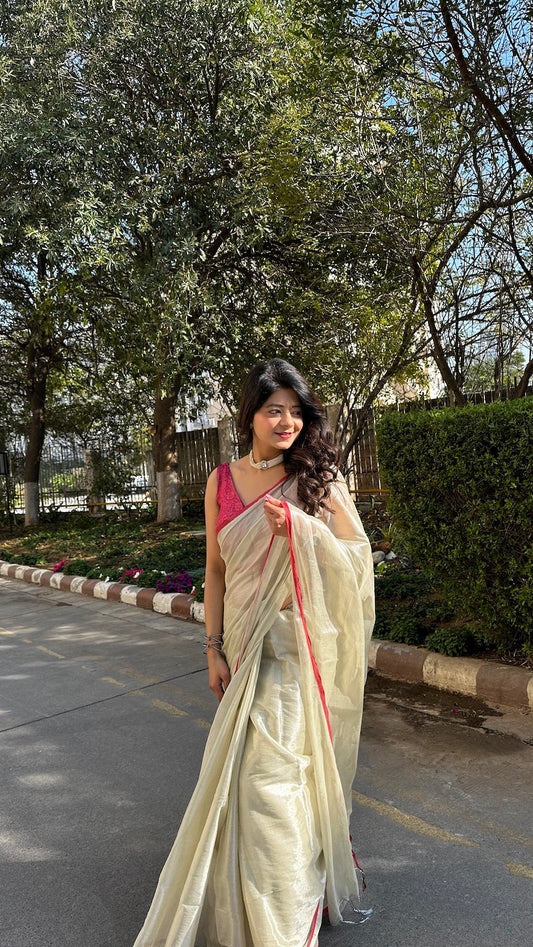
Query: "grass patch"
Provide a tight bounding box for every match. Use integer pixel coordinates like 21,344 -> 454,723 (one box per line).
0,511 -> 206,592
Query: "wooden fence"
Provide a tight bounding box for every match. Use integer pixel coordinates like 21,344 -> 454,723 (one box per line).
4,385 -> 530,515
341,410 -> 382,497
397,384 -> 533,411
177,427 -> 220,497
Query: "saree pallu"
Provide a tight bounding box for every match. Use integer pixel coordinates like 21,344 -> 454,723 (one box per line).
133,476 -> 375,947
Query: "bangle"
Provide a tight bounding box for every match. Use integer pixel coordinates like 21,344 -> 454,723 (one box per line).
203,635 -> 224,654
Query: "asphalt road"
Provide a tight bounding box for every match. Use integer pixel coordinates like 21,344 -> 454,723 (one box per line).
1,576 -> 532,947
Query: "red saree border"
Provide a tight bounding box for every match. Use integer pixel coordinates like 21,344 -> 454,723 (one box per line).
306,899 -> 321,947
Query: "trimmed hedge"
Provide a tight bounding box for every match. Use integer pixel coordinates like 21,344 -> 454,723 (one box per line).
377,398 -> 533,653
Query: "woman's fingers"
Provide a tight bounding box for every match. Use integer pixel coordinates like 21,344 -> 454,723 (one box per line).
263,496 -> 287,536
209,656 -> 231,701
211,675 -> 227,701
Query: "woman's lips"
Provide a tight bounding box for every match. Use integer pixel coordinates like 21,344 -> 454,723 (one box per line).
276,432 -> 293,439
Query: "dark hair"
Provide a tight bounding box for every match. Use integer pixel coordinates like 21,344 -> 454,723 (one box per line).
236,359 -> 339,515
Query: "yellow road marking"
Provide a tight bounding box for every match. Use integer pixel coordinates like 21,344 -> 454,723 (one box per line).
36,645 -> 65,659
151,699 -> 188,718
100,677 -> 126,688
352,790 -> 478,848
505,862 -> 533,880
167,684 -> 213,712
195,719 -> 212,730
117,666 -> 159,686
0,628 -> 15,636
369,777 -> 533,850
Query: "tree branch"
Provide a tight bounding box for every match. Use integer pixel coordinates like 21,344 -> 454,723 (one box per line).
439,0 -> 533,178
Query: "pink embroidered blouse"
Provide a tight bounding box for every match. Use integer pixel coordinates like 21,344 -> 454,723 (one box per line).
215,463 -> 287,534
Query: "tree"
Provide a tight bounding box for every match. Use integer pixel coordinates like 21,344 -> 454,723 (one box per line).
4,0 -> 476,524
438,0 -> 533,394
355,0 -> 533,403
0,2 -> 99,523
74,0 -> 426,497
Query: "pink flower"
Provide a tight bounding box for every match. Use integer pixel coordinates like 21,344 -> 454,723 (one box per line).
53,560 -> 66,573
118,567 -> 145,583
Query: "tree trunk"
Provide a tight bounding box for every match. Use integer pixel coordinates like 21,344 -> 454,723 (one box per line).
84,448 -> 106,514
153,392 -> 182,522
512,358 -> 533,399
410,256 -> 467,407
23,355 -> 48,526
217,416 -> 236,464
24,251 -> 51,526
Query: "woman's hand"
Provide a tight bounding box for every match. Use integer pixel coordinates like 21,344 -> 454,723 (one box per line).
264,494 -> 288,537
208,651 -> 231,702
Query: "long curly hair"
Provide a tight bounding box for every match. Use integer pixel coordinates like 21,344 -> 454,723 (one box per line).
236,359 -> 339,515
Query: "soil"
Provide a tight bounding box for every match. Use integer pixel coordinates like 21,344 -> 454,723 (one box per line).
0,516 -> 205,571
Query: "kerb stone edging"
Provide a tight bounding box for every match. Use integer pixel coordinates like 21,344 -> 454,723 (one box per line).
368,639 -> 533,712
2,559 -> 531,712
0,559 -> 194,621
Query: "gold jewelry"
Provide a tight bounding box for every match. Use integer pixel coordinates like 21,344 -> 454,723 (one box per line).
249,449 -> 284,471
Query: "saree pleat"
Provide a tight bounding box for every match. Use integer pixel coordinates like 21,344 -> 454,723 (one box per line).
133,475 -> 374,947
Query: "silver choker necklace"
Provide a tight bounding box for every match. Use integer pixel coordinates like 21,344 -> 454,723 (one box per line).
249,450 -> 284,471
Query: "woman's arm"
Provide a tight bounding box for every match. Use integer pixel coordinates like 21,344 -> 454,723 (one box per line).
204,469 -> 231,701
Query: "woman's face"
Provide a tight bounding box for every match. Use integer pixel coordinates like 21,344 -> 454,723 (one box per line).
252,387 -> 304,459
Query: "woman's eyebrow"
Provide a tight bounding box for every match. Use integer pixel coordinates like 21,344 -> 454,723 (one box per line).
267,402 -> 301,408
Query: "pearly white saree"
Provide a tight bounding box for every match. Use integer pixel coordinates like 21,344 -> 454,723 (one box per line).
133,475 -> 375,947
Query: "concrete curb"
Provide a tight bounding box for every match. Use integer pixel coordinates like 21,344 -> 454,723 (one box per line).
0,559 -> 196,621
369,639 -> 533,712
2,560 -> 531,712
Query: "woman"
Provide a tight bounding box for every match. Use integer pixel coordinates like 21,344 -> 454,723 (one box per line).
133,359 -> 375,947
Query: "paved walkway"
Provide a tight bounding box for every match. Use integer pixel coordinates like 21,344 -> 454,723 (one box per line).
1,575 -> 532,947
2,558 -> 533,716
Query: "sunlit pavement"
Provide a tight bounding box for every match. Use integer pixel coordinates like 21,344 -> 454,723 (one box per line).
1,576 -> 532,947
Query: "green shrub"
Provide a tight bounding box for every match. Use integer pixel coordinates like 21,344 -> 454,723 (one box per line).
86,566 -> 124,582
425,626 -> 477,657
129,569 -> 165,588
134,535 -> 206,573
102,543 -> 130,558
8,552 -> 45,566
372,611 -> 390,638
377,399 -> 533,653
189,569 -> 205,601
182,497 -> 205,519
63,559 -> 92,576
375,569 -> 434,601
386,615 -> 428,646
423,600 -> 455,623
